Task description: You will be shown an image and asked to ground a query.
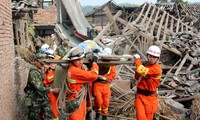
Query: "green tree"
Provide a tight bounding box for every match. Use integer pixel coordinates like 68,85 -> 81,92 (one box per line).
173,0 -> 188,4
157,0 -> 168,3
118,3 -> 138,7
81,5 -> 99,15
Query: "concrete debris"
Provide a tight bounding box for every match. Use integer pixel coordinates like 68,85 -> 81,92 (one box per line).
190,94 -> 200,120
164,98 -> 188,115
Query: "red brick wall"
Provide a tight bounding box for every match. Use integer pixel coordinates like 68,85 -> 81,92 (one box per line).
0,1 -> 15,119
33,5 -> 57,24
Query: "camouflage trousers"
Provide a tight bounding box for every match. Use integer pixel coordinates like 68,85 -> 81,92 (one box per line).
28,98 -> 53,120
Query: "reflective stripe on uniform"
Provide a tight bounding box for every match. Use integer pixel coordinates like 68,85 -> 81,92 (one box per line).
47,75 -> 54,80
67,77 -> 76,83
107,67 -> 111,74
102,107 -> 108,111
156,75 -> 161,79
136,65 -> 149,77
53,118 -> 59,120
92,68 -> 98,74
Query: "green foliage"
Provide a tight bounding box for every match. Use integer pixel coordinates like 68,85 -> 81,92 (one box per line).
81,3 -> 138,15
158,0 -> 187,4
28,24 -> 35,42
118,3 -> 138,7
158,0 -> 168,2
158,0 -> 188,4
81,5 -> 99,15
174,0 -> 188,4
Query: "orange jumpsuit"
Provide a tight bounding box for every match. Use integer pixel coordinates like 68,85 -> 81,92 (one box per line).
134,58 -> 162,120
93,66 -> 116,115
67,62 -> 99,120
44,68 -> 59,119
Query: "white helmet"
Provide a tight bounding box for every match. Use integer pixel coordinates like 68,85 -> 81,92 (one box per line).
68,47 -> 85,61
103,47 -> 112,55
146,45 -> 161,57
40,43 -> 50,53
45,49 -> 54,58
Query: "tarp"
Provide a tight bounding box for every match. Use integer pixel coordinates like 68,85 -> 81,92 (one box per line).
61,0 -> 91,36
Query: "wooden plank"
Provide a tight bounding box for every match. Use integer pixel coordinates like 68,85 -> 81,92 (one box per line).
159,13 -> 169,49
150,9 -> 160,34
134,3 -> 147,23
170,17 -> 174,32
174,53 -> 189,75
43,59 -> 134,66
140,4 -> 152,26
93,10 -> 122,48
145,6 -> 156,30
161,59 -> 181,85
156,11 -> 166,40
117,18 -> 154,40
124,35 -> 147,61
176,19 -> 180,33
103,6 -> 120,35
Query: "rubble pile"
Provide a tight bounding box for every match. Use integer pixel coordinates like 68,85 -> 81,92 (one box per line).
156,2 -> 200,31
109,84 -> 135,118
92,2 -> 200,119
190,93 -> 200,120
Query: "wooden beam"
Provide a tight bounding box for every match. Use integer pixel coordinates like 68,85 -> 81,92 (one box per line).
93,10 -> 122,48
43,59 -> 134,66
103,6 -> 120,35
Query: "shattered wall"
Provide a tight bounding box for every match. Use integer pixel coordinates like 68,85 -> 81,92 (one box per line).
14,57 -> 31,119
0,1 -> 15,119
33,5 -> 57,24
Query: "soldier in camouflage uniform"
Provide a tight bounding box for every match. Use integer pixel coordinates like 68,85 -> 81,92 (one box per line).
55,39 -> 71,58
87,24 -> 98,40
24,53 -> 55,120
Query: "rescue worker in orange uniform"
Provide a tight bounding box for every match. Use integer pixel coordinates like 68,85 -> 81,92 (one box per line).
93,48 -> 116,120
133,45 -> 162,120
65,47 -> 99,120
43,50 -> 59,120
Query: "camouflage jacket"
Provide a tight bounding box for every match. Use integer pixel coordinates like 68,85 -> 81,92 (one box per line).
55,45 -> 71,58
24,66 -> 50,98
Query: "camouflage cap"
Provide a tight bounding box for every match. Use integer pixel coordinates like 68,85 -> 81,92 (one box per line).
34,53 -> 46,60
33,53 -> 47,65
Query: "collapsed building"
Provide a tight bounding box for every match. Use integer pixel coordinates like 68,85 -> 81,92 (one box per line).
92,2 -> 200,119
9,0 -> 200,119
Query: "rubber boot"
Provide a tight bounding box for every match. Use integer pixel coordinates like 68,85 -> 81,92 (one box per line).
102,115 -> 108,120
95,113 -> 100,120
86,111 -> 91,120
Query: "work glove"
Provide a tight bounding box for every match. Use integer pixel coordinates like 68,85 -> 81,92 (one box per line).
133,54 -> 140,59
91,53 -> 99,63
98,75 -> 106,81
